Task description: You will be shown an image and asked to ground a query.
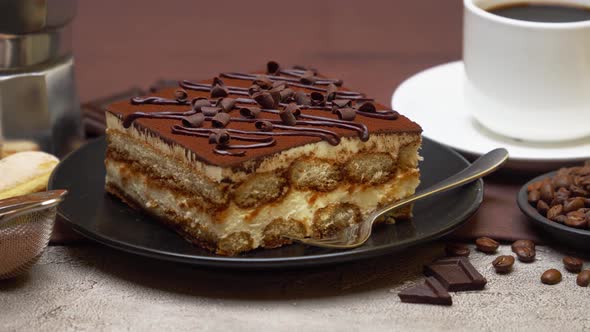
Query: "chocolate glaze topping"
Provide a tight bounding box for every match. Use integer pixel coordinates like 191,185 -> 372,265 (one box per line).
107,62 -> 422,167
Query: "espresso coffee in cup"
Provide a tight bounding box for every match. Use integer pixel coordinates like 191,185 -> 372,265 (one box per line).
489,3 -> 590,22
463,0 -> 590,142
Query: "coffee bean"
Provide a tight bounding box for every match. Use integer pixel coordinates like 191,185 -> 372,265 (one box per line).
547,204 -> 564,221
511,239 -> 535,252
577,270 -> 590,287
527,180 -> 543,192
514,246 -> 536,263
551,188 -> 570,206
528,190 -> 541,203
570,185 -> 588,197
540,182 -> 554,203
563,256 -> 584,273
536,200 -> 549,215
564,197 -> 586,213
541,269 -> 562,285
445,243 -> 470,257
565,211 -> 588,229
553,174 -> 573,188
475,237 -> 499,254
554,215 -> 568,224
492,255 -> 515,274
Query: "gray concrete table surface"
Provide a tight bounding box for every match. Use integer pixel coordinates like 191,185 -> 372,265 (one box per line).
2,243 -> 589,332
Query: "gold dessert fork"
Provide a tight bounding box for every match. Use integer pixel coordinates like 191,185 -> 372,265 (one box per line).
287,148 -> 509,249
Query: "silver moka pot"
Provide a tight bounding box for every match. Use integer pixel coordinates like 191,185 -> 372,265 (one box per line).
0,0 -> 82,157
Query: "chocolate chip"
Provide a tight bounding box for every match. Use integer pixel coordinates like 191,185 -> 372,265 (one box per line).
563,256 -> 584,273
248,85 -> 261,96
174,88 -> 188,101
475,237 -> 499,254
541,269 -> 562,285
279,88 -> 295,102
514,246 -> 536,263
271,80 -> 287,91
310,92 -> 325,106
294,91 -> 311,106
211,112 -> 231,128
325,83 -> 338,101
208,130 -> 230,146
253,91 -> 277,109
492,255 -> 515,274
357,101 -> 377,113
181,113 -> 205,128
332,99 -> 352,109
300,71 -> 317,85
280,103 -> 299,126
255,120 -> 273,132
239,107 -> 261,119
445,243 -> 470,257
210,84 -> 229,98
577,269 -> 590,287
218,98 -> 236,112
212,77 -> 225,86
253,75 -> 273,89
334,108 -> 356,121
201,106 -> 221,117
267,61 -> 280,75
191,98 -> 210,112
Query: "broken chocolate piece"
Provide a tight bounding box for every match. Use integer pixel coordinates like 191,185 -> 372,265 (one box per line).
424,257 -> 487,291
398,277 -> 452,306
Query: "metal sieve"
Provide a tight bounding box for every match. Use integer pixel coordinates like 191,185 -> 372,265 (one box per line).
0,190 -> 67,279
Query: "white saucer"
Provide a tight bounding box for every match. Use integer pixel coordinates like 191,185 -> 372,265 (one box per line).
392,61 -> 590,172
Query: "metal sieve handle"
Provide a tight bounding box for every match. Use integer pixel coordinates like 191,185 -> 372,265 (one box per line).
0,190 -> 67,224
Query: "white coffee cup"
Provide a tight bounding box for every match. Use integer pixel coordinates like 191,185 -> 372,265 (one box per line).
463,0 -> 590,142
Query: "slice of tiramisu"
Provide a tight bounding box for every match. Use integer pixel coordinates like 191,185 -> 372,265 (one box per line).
105,61 -> 422,255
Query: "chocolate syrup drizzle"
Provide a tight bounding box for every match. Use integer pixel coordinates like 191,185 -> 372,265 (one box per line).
122,62 -> 400,157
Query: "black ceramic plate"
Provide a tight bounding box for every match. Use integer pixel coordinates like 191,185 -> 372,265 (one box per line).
517,172 -> 590,251
49,137 -> 483,269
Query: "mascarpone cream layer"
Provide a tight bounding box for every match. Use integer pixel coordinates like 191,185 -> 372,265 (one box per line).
106,159 -> 420,246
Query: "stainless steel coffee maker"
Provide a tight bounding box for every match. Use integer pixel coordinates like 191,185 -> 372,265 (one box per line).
0,0 -> 82,157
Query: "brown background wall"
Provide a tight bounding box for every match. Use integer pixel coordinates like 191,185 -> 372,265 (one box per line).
72,0 -> 462,103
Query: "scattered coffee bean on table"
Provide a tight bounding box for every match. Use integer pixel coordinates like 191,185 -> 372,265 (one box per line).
475,237 -> 499,254
527,164 -> 590,230
445,243 -> 470,257
541,269 -> 562,285
577,270 -> 590,287
514,246 -> 536,263
563,256 -> 584,273
511,239 -> 535,252
492,255 -> 515,274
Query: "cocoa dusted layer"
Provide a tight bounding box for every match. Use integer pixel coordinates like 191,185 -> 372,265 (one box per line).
106,63 -> 421,168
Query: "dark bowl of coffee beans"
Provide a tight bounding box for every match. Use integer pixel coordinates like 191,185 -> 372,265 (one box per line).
517,164 -> 590,251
